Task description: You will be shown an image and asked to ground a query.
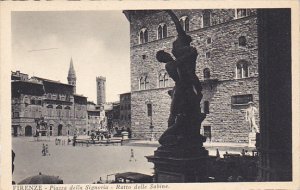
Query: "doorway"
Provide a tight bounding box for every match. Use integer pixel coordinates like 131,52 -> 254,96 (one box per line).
58,124 -> 63,136
25,125 -> 32,136
12,125 -> 18,137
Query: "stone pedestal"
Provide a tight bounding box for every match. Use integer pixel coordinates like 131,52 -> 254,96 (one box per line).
146,145 -> 209,183
121,131 -> 128,140
248,132 -> 256,147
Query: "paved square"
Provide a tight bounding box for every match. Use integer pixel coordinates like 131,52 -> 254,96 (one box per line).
12,137 -> 156,184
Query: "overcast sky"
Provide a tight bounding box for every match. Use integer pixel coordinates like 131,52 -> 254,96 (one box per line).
12,11 -> 130,103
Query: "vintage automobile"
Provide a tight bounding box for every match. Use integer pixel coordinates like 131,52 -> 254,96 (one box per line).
112,172 -> 153,183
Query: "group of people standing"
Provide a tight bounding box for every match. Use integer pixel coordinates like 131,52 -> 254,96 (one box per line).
55,138 -> 69,146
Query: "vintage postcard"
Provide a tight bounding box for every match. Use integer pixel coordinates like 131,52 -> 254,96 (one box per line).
0,1 -> 299,190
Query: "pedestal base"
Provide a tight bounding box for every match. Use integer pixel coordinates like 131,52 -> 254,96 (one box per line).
146,146 -> 209,183
248,132 -> 256,147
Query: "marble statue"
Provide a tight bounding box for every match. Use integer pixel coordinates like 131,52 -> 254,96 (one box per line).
245,101 -> 259,133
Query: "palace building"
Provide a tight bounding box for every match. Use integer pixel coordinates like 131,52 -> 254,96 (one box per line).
11,59 -> 88,137
124,9 -> 259,143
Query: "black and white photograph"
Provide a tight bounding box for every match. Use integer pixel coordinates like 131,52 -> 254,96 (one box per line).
1,1 -> 299,189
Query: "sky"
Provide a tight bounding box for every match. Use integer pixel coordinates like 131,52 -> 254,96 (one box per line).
12,11 -> 130,103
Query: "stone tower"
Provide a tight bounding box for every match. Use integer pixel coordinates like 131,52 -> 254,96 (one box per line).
67,57 -> 76,93
96,76 -> 106,105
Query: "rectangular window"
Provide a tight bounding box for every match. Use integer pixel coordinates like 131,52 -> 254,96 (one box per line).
147,103 -> 152,117
205,52 -> 211,58
13,112 -> 19,118
207,37 -> 212,44
203,126 -> 212,141
236,9 -> 249,19
231,94 -> 253,105
203,11 -> 211,27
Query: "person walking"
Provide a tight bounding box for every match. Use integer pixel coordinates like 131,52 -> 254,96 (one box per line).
42,144 -> 46,156
129,148 -> 137,162
45,144 -> 49,156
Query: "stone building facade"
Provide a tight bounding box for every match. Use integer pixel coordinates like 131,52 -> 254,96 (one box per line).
124,9 -> 259,143
11,59 -> 88,137
105,102 -> 120,132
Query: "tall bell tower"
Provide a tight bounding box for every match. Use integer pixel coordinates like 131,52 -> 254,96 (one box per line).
96,76 -> 106,105
67,57 -> 77,93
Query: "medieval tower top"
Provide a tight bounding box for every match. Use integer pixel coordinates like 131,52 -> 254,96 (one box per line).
96,76 -> 106,105
67,57 -> 77,93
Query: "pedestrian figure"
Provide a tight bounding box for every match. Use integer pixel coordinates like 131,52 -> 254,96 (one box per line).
42,144 -> 46,156
96,177 -> 103,184
241,149 -> 245,156
67,138 -> 71,145
216,149 -> 220,158
129,148 -> 137,162
73,134 -> 77,147
45,144 -> 49,156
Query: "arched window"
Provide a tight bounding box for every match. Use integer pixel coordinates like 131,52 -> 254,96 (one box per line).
47,104 -> 53,117
139,75 -> 149,90
203,68 -> 211,79
65,106 -> 71,118
139,28 -> 148,44
158,71 -> 169,88
179,16 -> 189,32
56,105 -> 62,117
239,36 -> 247,47
236,61 -> 250,79
203,11 -> 211,27
157,23 -> 167,40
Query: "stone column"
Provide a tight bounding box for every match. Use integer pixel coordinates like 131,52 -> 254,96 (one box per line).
257,9 -> 292,181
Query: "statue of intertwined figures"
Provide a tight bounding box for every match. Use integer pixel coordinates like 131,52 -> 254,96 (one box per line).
156,10 -> 206,147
